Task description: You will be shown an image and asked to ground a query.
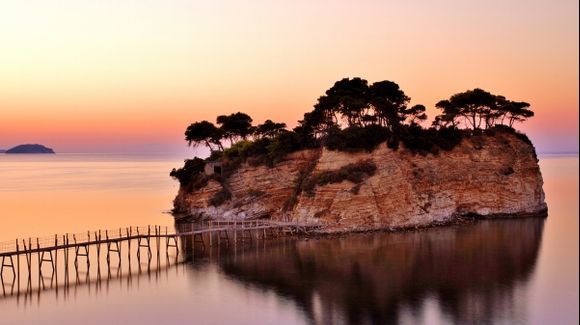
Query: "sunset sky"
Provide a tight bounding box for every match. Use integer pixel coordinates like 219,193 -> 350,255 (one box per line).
1,0 -> 578,154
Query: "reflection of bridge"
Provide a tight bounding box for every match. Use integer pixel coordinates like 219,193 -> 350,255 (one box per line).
0,220 -> 320,297
1,252 -> 182,306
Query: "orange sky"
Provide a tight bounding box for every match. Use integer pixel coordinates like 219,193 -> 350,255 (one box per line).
0,0 -> 578,154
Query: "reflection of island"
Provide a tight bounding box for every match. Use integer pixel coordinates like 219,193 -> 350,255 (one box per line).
4,144 -> 55,154
219,218 -> 545,324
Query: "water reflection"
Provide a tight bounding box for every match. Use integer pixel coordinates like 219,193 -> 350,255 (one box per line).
0,218 -> 553,324
219,218 -> 545,325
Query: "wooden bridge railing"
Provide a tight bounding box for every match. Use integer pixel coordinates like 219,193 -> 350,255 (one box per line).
0,219 -> 321,298
0,220 -> 320,257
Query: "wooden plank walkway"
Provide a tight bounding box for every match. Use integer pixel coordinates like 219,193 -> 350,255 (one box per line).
0,220 -> 320,286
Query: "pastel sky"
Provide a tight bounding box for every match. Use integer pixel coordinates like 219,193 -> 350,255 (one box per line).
1,0 -> 578,154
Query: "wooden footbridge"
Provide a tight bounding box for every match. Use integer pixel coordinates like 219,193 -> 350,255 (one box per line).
0,220 -> 320,296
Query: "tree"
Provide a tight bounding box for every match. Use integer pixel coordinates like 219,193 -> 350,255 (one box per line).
433,100 -> 460,128
368,80 -> 411,129
405,104 -> 428,125
255,120 -> 287,138
216,112 -> 254,144
297,105 -> 336,139
497,99 -> 534,127
448,88 -> 496,129
303,78 -> 422,135
184,121 -> 223,151
311,78 -> 369,128
434,89 -> 534,130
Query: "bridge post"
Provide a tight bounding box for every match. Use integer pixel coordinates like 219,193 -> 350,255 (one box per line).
16,239 -> 20,291
234,221 -> 237,247
155,226 -> 160,265
118,228 -> 123,268
36,238 -> 41,280
26,238 -> 31,283
208,221 -> 212,247
54,234 -> 58,285
127,227 -> 132,264
96,231 -> 101,271
63,234 -> 68,287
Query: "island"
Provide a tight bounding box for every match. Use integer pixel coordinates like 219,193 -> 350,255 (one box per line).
5,144 -> 55,154
170,77 -> 547,232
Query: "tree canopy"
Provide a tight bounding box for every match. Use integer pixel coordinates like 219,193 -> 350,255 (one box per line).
181,78 -> 534,158
368,80 -> 411,128
216,112 -> 254,143
255,120 -> 287,138
184,120 -> 223,151
299,78 -> 422,139
433,88 -> 533,130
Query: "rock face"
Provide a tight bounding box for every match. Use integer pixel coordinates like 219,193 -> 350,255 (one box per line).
173,132 -> 547,232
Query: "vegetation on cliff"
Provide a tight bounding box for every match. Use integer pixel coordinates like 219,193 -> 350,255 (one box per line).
171,77 -> 535,206
301,160 -> 377,196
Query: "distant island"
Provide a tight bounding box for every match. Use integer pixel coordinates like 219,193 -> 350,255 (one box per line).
4,144 -> 55,154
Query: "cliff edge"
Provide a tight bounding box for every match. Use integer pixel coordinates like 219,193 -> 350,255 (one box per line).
173,131 -> 546,232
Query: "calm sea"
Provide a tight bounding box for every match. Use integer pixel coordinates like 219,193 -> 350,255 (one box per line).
0,153 -> 577,325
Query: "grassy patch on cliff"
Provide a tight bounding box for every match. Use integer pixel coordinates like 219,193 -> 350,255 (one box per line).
219,131 -> 318,167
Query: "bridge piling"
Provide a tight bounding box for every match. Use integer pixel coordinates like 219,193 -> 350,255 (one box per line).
0,220 -> 320,296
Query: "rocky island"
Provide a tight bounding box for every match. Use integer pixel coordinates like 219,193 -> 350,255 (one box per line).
171,78 -> 546,232
4,144 -> 55,154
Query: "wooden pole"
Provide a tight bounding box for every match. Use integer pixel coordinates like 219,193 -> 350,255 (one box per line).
54,234 -> 58,283
27,238 -> 32,282
156,226 -> 160,264
128,227 -> 132,264
209,221 -> 212,247
63,234 -> 68,288
96,231 -> 101,269
16,239 -> 20,291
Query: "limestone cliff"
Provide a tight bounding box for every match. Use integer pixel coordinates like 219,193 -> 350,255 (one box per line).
173,132 -> 547,232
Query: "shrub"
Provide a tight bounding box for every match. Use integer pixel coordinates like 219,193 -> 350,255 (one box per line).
247,189 -> 266,197
207,150 -> 224,161
267,131 -> 303,165
320,124 -> 464,154
397,125 -> 463,155
489,124 -> 533,147
223,140 -> 255,160
169,158 -> 206,186
188,174 -> 210,191
302,160 -> 377,196
219,131 -> 309,168
324,125 -> 391,152
221,157 -> 242,179
209,187 -> 232,206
